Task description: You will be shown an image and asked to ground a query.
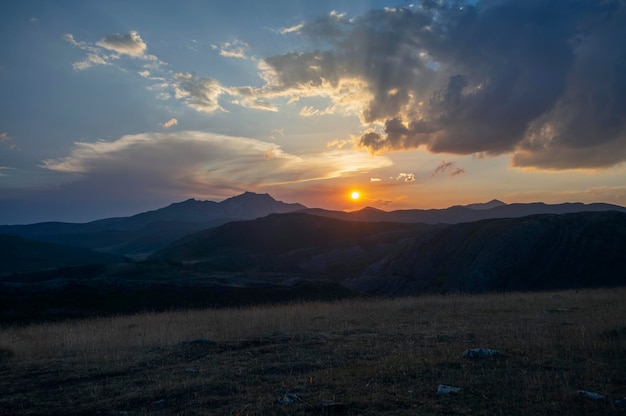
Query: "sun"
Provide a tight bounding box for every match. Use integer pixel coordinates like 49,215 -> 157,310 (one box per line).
350,191 -> 360,200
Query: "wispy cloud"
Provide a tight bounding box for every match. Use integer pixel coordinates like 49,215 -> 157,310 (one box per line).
216,40 -> 251,59
41,131 -> 392,199
278,23 -> 304,34
431,160 -> 465,178
161,118 -> 178,128
65,31 -> 164,71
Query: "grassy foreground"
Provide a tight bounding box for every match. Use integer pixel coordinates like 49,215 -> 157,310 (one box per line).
1,288 -> 625,415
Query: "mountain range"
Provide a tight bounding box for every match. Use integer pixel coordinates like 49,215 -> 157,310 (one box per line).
2,191 -> 626,321
0,192 -> 306,259
2,191 -> 624,260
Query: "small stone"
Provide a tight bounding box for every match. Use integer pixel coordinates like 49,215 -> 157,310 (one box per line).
278,394 -> 300,404
152,399 -> 166,407
615,398 -> 626,407
437,384 -> 461,394
577,390 -> 605,400
463,348 -> 498,358
184,368 -> 199,373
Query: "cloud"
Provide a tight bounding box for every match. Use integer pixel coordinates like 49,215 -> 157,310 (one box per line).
326,139 -> 350,149
96,31 -> 147,58
64,31 -> 275,114
396,173 -> 415,182
72,53 -> 109,71
269,129 -> 284,140
218,40 -> 251,59
0,132 -> 17,150
248,1 -> 626,169
431,160 -> 465,178
61,4 -> 626,170
41,131 -> 392,200
587,186 -> 626,200
161,118 -> 178,128
65,31 -> 162,71
449,168 -> 465,177
299,105 -> 335,117
173,73 -> 226,114
279,23 -> 304,34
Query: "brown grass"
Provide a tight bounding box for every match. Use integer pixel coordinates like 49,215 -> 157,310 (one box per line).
1,288 -> 625,415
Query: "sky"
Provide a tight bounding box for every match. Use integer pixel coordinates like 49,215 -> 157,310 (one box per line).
1,0 -> 626,224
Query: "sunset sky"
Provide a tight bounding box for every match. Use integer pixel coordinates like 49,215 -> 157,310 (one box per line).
2,0 -> 626,224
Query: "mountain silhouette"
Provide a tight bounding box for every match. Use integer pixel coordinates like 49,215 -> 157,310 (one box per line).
301,201 -> 626,224
1,192 -> 625,262
0,192 -> 306,258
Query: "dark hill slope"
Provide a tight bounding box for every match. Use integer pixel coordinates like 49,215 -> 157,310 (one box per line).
150,213 -> 439,277
353,211 -> 626,295
0,234 -> 124,275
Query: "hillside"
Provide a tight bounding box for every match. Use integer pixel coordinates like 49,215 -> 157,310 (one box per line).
151,210 -> 626,294
149,212 -> 438,277
353,210 -> 626,294
0,234 -> 124,275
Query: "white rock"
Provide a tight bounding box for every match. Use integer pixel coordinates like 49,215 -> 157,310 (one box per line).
577,390 -> 605,400
278,394 -> 300,404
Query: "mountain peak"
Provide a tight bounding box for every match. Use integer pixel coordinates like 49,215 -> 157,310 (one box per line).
217,191 -> 306,217
465,199 -> 507,210
235,191 -> 274,200
358,206 -> 387,213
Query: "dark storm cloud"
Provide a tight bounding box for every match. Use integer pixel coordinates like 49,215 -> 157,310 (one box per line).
265,0 -> 626,169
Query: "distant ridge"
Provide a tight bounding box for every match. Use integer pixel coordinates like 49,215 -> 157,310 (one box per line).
463,199 -> 506,210
301,200 -> 626,224
0,192 -> 307,258
0,192 -> 625,259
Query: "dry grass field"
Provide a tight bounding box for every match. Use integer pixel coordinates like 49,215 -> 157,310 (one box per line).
1,288 -> 625,415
